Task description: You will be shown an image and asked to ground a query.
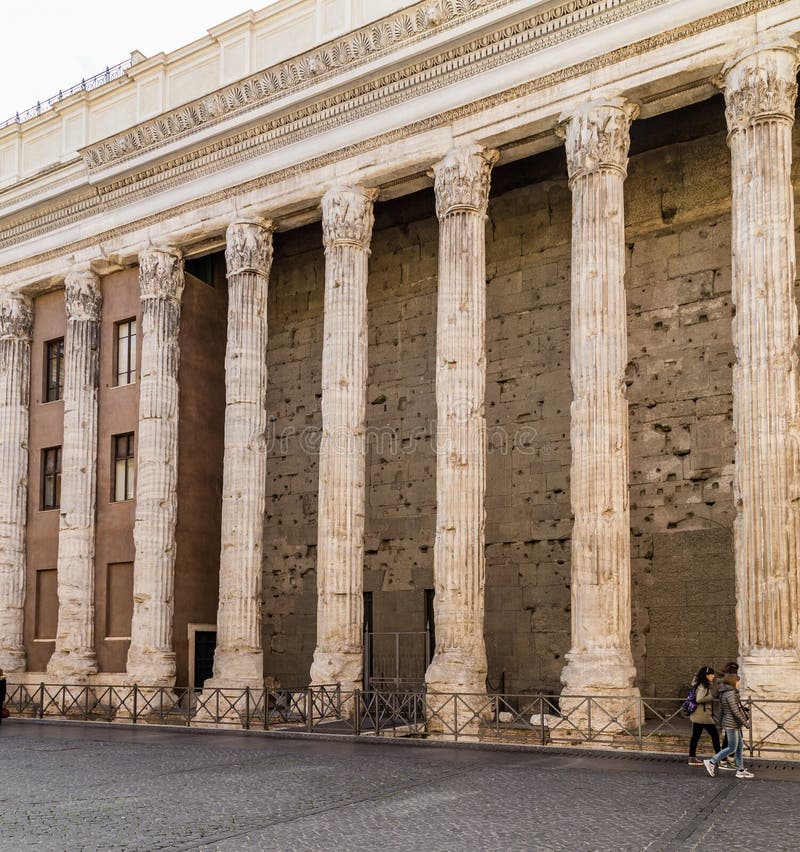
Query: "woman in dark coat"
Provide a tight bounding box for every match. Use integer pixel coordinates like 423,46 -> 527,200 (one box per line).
703,673 -> 753,779
0,668 -> 7,726
687,665 -> 720,765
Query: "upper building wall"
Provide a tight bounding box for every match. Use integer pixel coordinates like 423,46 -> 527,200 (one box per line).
0,0 -> 409,186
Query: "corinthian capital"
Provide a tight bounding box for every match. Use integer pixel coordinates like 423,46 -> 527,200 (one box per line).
65,268 -> 102,322
321,186 -> 379,251
0,291 -> 33,341
720,40 -> 800,133
226,219 -> 274,276
558,97 -> 639,183
432,145 -> 498,219
139,246 -> 184,303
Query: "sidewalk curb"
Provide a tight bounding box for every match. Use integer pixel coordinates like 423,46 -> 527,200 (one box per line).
8,716 -> 799,772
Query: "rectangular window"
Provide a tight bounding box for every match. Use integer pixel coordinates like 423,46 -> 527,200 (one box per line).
114,319 -> 137,386
106,563 -> 134,639
44,338 -> 64,402
113,433 -> 135,501
41,446 -> 62,510
35,569 -> 58,640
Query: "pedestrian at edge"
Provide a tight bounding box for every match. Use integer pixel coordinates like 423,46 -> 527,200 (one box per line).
687,665 -> 720,765
0,668 -> 6,727
704,672 -> 754,779
717,661 -> 739,769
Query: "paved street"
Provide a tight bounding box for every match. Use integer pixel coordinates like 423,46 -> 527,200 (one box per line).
1,721 -> 799,851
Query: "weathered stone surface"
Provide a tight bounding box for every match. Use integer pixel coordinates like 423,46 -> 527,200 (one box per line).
721,41 -> 800,707
127,247 -> 184,686
48,269 -> 102,680
0,292 -> 33,672
210,220 -> 273,689
310,186 -> 377,692
558,99 -> 640,706
424,146 -> 497,699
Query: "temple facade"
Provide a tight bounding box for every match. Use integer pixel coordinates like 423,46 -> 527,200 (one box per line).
2,0 -> 800,708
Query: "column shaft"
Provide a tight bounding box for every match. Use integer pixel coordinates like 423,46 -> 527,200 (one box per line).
310,185 -> 377,692
0,293 -> 33,672
722,42 -> 800,697
559,99 -> 640,699
127,248 -> 184,686
48,270 -> 102,679
425,146 -> 497,697
211,220 -> 273,688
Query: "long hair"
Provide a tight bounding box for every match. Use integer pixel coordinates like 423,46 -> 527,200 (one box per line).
722,673 -> 739,688
693,665 -> 715,688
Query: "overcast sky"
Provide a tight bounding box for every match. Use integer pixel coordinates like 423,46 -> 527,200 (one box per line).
0,1 -> 275,120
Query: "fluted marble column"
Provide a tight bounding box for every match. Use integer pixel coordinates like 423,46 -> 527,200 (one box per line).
127,247 -> 184,686
558,99 -> 641,706
209,220 -> 274,689
310,185 -> 377,692
48,270 -> 102,679
0,292 -> 33,672
424,145 -> 497,699
721,42 -> 800,701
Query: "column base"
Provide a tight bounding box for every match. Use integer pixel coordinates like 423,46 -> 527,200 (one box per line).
208,647 -> 264,691
560,649 -> 640,733
125,646 -> 176,688
309,649 -> 362,695
46,650 -> 98,681
424,649 -> 489,735
0,646 -> 26,673
741,653 -> 800,747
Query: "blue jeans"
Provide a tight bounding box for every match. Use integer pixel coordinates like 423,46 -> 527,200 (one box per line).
711,728 -> 744,770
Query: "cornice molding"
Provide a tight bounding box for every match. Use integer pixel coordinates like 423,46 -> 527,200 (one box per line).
82,0 -> 513,170
0,0 -> 666,251
0,0 -> 782,277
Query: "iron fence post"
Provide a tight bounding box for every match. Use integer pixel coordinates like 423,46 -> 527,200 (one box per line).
245,687 -> 251,730
637,697 -> 643,749
307,688 -> 314,734
495,695 -> 500,736
540,694 -> 545,745
748,697 -> 754,755
354,688 -> 361,736
133,684 -> 138,724
84,685 -> 90,720
587,698 -> 592,742
454,694 -> 458,742
38,682 -> 44,718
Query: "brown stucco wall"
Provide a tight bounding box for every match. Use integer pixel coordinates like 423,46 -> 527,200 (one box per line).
24,289 -> 65,671
172,259 -> 227,687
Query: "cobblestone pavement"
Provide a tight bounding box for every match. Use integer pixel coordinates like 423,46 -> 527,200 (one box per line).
1,721 -> 799,851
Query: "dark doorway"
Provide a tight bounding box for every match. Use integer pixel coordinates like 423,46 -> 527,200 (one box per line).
194,630 -> 216,690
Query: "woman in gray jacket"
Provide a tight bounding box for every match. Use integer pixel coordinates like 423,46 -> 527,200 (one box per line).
688,666 -> 720,765
704,673 -> 754,779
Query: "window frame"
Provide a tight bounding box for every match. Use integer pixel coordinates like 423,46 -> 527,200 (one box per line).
43,337 -> 65,402
112,432 -> 135,502
114,318 -> 137,387
40,445 -> 62,510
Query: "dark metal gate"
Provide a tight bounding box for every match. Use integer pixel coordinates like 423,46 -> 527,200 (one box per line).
364,631 -> 431,689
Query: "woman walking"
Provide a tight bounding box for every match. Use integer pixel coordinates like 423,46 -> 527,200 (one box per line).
687,666 -> 720,765
704,673 -> 754,779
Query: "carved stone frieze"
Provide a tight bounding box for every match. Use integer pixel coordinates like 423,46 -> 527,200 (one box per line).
64,269 -> 102,321
321,186 -> 379,250
559,97 -> 639,182
225,219 -> 274,276
720,41 -> 800,132
432,145 -> 499,218
138,247 -> 184,303
0,292 -> 33,339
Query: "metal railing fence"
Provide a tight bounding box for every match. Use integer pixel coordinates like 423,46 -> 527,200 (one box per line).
6,682 -> 800,759
0,59 -> 132,130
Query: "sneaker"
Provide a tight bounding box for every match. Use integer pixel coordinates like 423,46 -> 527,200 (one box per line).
704,759 -> 716,777
718,762 -> 737,771
736,769 -> 754,779
688,757 -> 703,766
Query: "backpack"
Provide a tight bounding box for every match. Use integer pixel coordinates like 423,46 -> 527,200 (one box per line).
680,686 -> 698,717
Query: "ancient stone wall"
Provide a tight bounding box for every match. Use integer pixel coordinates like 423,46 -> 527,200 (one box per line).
260,97 -> 798,698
